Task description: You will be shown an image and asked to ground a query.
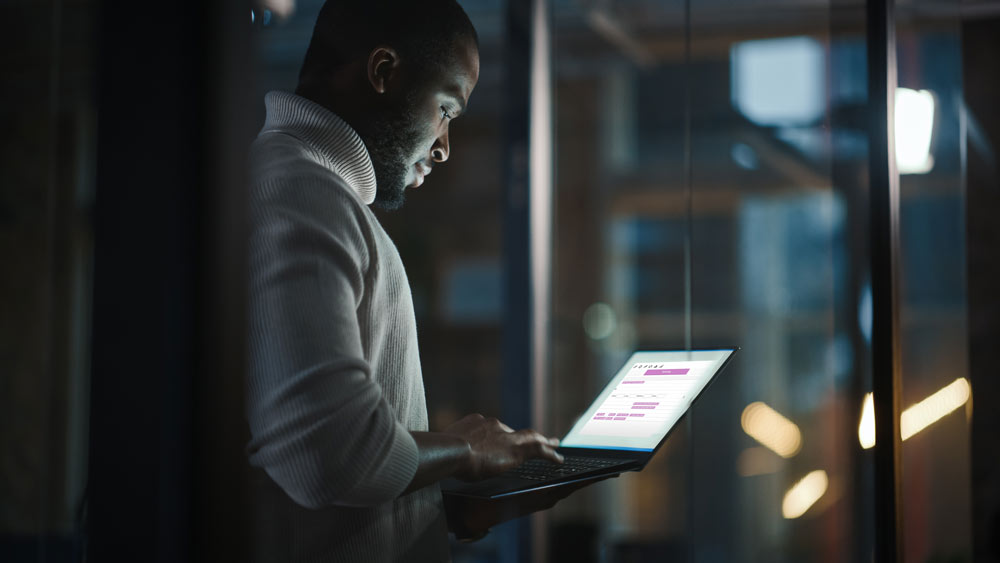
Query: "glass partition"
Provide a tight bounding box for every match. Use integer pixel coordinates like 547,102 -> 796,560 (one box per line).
896,1 -> 972,560
545,0 -> 902,560
544,0 -> 977,558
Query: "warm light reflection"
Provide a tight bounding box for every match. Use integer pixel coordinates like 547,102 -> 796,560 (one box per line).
741,402 -> 802,458
782,470 -> 829,519
895,88 -> 936,174
859,392 -> 876,449
901,378 -> 971,441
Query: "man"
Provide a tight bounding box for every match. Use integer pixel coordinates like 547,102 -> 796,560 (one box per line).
247,1 -> 567,560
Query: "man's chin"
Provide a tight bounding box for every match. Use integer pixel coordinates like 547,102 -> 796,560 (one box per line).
372,185 -> 407,211
370,159 -> 411,211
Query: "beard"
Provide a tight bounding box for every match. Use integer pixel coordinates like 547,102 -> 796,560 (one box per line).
361,92 -> 425,211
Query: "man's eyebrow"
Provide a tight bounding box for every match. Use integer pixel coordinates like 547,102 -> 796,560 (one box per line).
445,86 -> 468,114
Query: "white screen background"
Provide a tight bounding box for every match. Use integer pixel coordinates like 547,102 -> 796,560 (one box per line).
561,350 -> 734,451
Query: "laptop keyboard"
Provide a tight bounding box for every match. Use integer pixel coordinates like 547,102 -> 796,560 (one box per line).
505,456 -> 626,481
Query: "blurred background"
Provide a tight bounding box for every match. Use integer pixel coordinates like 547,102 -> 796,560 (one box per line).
3,0 -> 1000,561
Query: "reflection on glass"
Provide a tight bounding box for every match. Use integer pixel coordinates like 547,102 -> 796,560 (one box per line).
549,0 -> 870,555
261,0 -> 296,19
859,392 -> 876,449
737,446 -> 784,477
731,36 -> 825,127
856,378 -> 970,451
782,469 -> 829,519
895,87 -> 936,174
896,8 -> 971,559
900,378 -> 971,441
583,302 -> 618,341
741,401 -> 803,458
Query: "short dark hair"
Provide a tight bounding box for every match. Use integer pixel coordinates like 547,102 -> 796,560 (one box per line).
298,0 -> 478,89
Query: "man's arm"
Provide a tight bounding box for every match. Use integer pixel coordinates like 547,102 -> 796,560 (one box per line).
402,414 -> 564,495
402,432 -> 470,495
248,176 -> 422,509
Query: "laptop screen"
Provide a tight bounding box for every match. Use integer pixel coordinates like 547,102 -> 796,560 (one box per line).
560,349 -> 736,452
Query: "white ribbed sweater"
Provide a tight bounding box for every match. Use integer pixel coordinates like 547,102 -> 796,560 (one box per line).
247,91 -> 449,562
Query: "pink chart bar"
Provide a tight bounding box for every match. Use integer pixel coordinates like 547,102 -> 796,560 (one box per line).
613,417 -> 627,420
644,368 -> 690,375
629,413 -> 644,417
622,381 -> 644,384
632,406 -> 656,410
632,402 -> 659,405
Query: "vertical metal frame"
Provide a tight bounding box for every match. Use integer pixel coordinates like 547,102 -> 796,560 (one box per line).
866,0 -> 904,559
529,0 -> 553,465
501,1 -> 553,561
501,0 -> 542,560
529,3 -> 554,561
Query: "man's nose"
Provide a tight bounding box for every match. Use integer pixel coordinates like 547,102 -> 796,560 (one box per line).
431,129 -> 450,163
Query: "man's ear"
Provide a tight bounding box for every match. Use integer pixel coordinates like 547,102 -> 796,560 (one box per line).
367,46 -> 400,95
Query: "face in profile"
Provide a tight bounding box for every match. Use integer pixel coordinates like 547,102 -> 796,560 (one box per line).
364,36 -> 480,211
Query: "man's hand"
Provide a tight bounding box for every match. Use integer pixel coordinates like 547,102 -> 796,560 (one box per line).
442,414 -> 564,481
403,414 -> 562,495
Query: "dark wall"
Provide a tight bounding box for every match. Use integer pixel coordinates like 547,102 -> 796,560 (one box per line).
963,15 -> 1000,563
1,3 -> 97,559
86,2 -> 253,561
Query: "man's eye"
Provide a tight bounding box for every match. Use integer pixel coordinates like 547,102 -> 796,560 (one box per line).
441,106 -> 453,120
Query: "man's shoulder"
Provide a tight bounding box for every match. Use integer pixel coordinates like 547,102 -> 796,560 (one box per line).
250,130 -> 367,212
251,130 -> 328,182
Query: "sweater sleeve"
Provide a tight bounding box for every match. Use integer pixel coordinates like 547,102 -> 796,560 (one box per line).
246,174 -> 419,509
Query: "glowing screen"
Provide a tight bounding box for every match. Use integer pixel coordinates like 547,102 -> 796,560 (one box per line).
561,349 -> 735,451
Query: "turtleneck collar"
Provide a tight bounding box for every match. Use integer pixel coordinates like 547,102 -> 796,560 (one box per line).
261,91 -> 378,205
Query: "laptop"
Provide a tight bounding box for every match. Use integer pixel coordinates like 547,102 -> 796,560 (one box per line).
441,348 -> 738,499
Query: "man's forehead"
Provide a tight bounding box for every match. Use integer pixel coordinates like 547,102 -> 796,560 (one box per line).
423,39 -> 477,105
450,38 -> 480,101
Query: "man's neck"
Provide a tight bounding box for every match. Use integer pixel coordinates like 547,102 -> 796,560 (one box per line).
295,63 -> 373,139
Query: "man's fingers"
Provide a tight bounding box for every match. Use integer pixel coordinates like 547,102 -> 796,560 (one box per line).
528,441 -> 563,463
514,429 -> 551,443
498,421 -> 514,433
508,429 -> 564,463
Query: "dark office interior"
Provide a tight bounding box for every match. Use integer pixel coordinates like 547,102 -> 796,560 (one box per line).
4,0 -> 1000,561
